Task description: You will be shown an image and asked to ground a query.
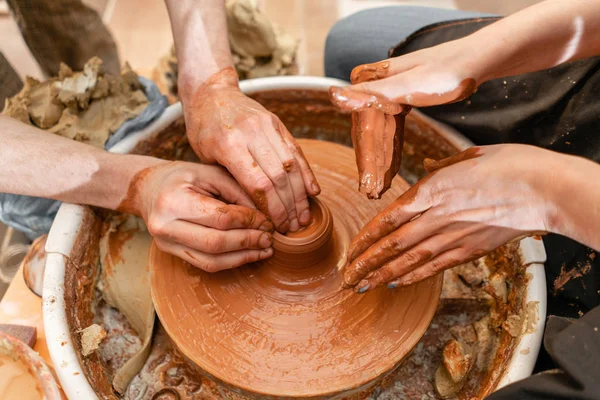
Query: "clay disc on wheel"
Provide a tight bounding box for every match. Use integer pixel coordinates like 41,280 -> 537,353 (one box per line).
149,139 -> 443,398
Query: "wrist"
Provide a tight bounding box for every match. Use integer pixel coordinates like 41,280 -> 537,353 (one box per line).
108,153 -> 166,216
179,66 -> 240,104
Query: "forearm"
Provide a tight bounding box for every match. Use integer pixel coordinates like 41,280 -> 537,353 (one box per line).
467,0 -> 600,84
165,0 -> 235,102
0,116 -> 163,212
544,153 -> 600,251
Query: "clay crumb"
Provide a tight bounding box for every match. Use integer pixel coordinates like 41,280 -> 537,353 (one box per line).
553,262 -> 592,295
78,324 -> 107,357
524,301 -> 540,334
520,348 -> 530,355
502,314 -> 523,338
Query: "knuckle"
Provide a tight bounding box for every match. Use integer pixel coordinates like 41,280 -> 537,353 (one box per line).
282,158 -> 299,174
146,217 -> 167,238
271,170 -> 289,189
213,207 -> 235,229
205,234 -> 226,253
254,175 -> 274,193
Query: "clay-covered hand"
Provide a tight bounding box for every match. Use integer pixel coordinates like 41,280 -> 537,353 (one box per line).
183,67 -> 320,233
329,40 -> 479,113
123,161 -> 275,272
344,144 -> 553,293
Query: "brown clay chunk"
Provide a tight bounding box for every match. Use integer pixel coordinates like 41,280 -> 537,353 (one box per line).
79,324 -> 107,357
2,57 -> 148,148
435,339 -> 474,398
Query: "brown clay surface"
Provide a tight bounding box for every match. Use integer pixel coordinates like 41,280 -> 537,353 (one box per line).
149,139 -> 443,398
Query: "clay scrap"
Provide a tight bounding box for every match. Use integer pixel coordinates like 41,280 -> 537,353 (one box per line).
98,214 -> 154,394
2,57 -> 148,148
79,324 -> 107,357
156,0 -> 298,98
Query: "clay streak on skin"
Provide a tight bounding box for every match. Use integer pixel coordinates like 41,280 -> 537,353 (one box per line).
557,16 -> 584,65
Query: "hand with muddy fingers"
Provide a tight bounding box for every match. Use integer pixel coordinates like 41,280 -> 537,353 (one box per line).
126,161 -> 275,272
183,68 -> 321,234
329,40 -> 479,113
344,144 -> 555,293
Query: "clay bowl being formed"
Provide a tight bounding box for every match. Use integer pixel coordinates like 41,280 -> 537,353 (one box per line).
149,139 -> 444,398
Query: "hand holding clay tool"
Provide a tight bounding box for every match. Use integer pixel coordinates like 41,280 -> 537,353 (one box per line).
149,139 -> 442,398
329,62 -> 411,200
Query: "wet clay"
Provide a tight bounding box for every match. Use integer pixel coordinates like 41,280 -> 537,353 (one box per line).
329,85 -> 411,199
2,57 -> 148,148
149,139 -> 443,398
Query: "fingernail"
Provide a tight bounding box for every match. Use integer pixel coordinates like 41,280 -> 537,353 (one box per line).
289,218 -> 300,232
311,183 -> 321,195
387,282 -> 398,289
259,232 -> 273,248
279,221 -> 290,233
356,280 -> 370,294
260,248 -> 273,259
259,220 -> 274,232
299,209 -> 311,225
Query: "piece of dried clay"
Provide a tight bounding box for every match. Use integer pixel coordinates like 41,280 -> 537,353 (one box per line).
79,324 -> 107,357
434,339 -> 474,398
2,57 -> 149,149
99,215 -> 154,394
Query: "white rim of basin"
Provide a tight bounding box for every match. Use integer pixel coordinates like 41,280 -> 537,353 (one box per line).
42,76 -> 547,399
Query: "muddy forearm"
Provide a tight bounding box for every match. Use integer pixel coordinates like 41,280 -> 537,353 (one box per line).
0,116 -> 162,211
165,0 -> 235,102
470,0 -> 600,84
544,154 -> 600,252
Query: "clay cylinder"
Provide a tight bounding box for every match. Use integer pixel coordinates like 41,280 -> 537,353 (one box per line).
271,197 -> 334,269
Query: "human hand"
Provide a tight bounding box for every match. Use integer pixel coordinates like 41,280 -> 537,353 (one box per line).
120,161 -> 275,272
343,144 -> 554,293
329,39 -> 481,113
182,67 -> 320,233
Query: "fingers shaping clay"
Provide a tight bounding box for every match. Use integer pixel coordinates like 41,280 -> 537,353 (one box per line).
150,139 -> 443,398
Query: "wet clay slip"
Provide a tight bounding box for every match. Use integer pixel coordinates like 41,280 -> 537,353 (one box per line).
150,139 -> 443,398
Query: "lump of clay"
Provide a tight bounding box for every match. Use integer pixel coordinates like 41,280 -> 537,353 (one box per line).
79,324 -> 107,357
351,109 -> 409,199
98,214 -> 154,394
2,57 -> 149,149
434,339 -> 474,398
156,0 -> 298,98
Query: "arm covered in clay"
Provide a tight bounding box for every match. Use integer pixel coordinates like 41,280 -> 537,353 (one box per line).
165,0 -> 320,233
0,115 -> 274,271
342,144 -> 600,292
331,0 -> 600,110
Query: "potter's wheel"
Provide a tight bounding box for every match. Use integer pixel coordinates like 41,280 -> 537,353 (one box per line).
149,139 -> 443,398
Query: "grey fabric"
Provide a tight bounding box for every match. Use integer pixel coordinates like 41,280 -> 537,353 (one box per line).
324,6 -> 493,81
0,77 -> 168,240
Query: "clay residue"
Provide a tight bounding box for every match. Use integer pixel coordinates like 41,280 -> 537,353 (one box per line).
2,57 -> 148,148
79,324 -> 107,357
553,261 -> 592,295
156,0 -> 298,98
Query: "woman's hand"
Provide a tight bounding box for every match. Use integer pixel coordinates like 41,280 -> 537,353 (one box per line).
182,67 -> 320,234
329,39 -> 481,114
344,144 -> 556,293
121,161 -> 275,272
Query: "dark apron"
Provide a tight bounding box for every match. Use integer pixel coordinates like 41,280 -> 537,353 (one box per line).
390,18 -> 600,400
